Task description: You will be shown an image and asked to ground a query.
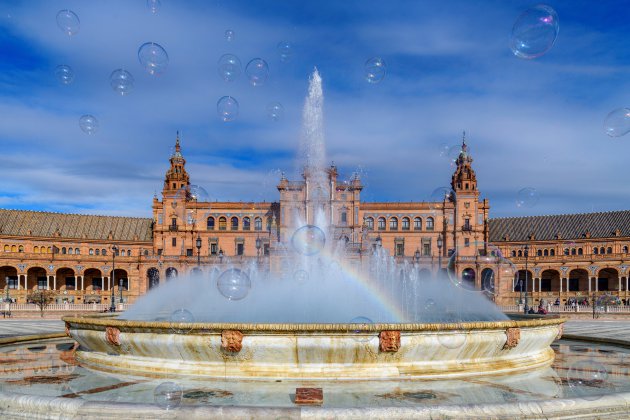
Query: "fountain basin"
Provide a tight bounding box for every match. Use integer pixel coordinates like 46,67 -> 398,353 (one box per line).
64,315 -> 565,380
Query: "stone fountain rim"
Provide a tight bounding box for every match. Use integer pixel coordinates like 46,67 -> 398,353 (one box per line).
62,314 -> 565,333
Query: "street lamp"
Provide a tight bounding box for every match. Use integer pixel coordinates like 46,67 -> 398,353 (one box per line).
218,249 -> 224,264
524,243 -> 530,314
110,245 -> 118,312
414,249 -> 421,263
196,235 -> 202,268
437,233 -> 443,277
375,235 -> 382,248
255,236 -> 262,261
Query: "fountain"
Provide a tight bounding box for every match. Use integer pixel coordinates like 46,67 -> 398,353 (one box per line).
2,70 -> 629,419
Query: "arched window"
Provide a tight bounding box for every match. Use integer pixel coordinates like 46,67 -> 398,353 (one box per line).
414,217 -> 422,230
389,217 -> 398,230
231,217 -> 239,230
10,245 -> 16,252
550,249 -> 555,256
127,250 -> 131,256
571,248 -> 576,255
377,217 -> 386,230
89,248 -> 94,255
3,245 -> 8,252
511,250 -> 516,257
624,246 -> 628,254
600,247 -> 605,254
243,217 -> 251,230
95,249 -> 100,256
537,250 -> 542,257
543,249 -> 548,256
578,248 -> 583,255
426,217 -> 434,231
76,248 -> 80,254
402,217 -> 410,230
121,250 -> 126,256
607,247 -> 613,254
340,210 -> 347,225
68,248 -> 73,255
207,217 -> 215,230
564,248 -> 569,255
594,247 -> 598,255
18,245 -> 23,253
517,250 -> 522,257
254,217 -> 262,231
365,217 -> 374,230
102,249 -> 107,256
34,246 -> 39,253
61,247 -> 66,254
219,217 -> 227,231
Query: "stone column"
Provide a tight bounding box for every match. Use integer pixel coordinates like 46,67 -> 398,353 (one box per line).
626,276 -> 629,292
80,276 -> 84,290
588,277 -> 591,293
106,276 -> 110,290
618,277 -> 622,293
595,277 -> 598,292
559,278 -> 563,293
52,275 -> 56,290
46,276 -> 50,290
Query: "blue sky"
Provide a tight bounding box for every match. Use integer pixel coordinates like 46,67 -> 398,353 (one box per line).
0,0 -> 628,218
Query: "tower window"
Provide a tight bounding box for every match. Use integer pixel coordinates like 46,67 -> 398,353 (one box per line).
172,238 -> 177,246
389,217 -> 398,230
365,217 -> 374,230
378,217 -> 386,230
414,217 -> 422,230
402,217 -> 410,230
426,217 -> 434,231
207,217 -> 215,230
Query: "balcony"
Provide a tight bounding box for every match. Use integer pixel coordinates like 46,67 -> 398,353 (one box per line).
462,225 -> 473,232
168,225 -> 178,232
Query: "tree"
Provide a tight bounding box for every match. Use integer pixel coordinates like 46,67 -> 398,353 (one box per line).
27,290 -> 57,318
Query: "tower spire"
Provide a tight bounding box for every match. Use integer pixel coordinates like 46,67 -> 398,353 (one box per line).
462,130 -> 467,151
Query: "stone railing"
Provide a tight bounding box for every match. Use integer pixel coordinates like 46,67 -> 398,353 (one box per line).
4,303 -> 121,312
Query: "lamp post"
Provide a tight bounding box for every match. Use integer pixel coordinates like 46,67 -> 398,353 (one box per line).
524,243 -> 530,314
375,235 -> 382,249
110,245 -> 118,312
414,249 -> 421,263
196,235 -> 202,268
518,277 -> 523,306
255,236 -> 261,261
437,233 -> 443,278
218,249 -> 224,264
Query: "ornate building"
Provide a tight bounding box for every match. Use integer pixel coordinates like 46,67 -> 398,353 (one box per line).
0,133 -> 628,307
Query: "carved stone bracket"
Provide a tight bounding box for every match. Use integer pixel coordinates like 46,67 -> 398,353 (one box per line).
379,330 -> 401,352
556,324 -> 564,340
295,387 -> 323,405
560,266 -> 569,275
503,327 -> 520,350
221,330 -> 244,353
589,265 -> 599,276
533,267 -> 542,276
105,326 -> 121,346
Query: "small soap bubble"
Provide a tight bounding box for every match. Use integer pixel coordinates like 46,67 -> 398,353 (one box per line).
56,9 -> 80,36
267,102 -> 284,121
481,269 -> 495,295
138,42 -> 169,76
277,41 -> 293,62
55,65 -> 74,85
189,185 -> 210,202
79,115 -> 99,135
224,29 -> 235,41
364,57 -> 386,84
516,187 -> 540,208
154,382 -> 183,410
147,0 -> 161,14
428,186 -> 454,211
603,108 -> 630,138
217,268 -> 251,300
567,359 -> 611,401
291,225 -> 326,256
510,4 -> 559,59
424,298 -> 436,311
169,309 -> 194,334
349,316 -> 373,342
438,143 -> 450,158
447,250 -> 479,292
245,58 -> 269,86
217,96 -> 239,122
293,269 -> 309,283
217,54 -> 241,82
109,69 -> 134,95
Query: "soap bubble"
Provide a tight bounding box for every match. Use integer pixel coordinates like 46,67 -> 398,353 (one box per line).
293,269 -> 309,283
56,10 -> 80,36
267,102 -> 284,121
349,316 -> 373,342
217,54 -> 241,82
424,298 -> 436,311
481,269 -> 495,295
217,268 -> 251,300
147,0 -> 161,14
291,225 -> 326,256
277,41 -> 293,62
447,250 -> 479,292
245,58 -> 269,86
224,29 -> 235,42
189,185 -> 210,202
438,143 -> 450,158
109,69 -> 134,95
79,115 -> 99,135
510,4 -> 559,59
603,108 -> 630,138
567,359 -> 612,400
516,187 -> 540,208
428,186 -> 454,211
138,42 -> 169,76
169,308 -> 194,334
55,65 -> 74,85
437,332 -> 467,350
364,57 -> 386,84
217,96 -> 239,122
154,382 -> 183,410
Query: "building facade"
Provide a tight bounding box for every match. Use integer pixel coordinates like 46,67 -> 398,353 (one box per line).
0,134 -> 628,306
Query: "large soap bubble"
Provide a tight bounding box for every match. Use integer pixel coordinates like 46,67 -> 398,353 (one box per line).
277,41 -> 293,62
293,269 -> 309,283
245,58 -> 269,86
217,268 -> 251,300
291,225 -> 326,256
189,185 -> 210,202
55,65 -> 74,85
224,29 -> 235,42
603,108 -> 630,138
169,309 -> 194,334
217,54 -> 241,82
109,69 -> 134,95
138,42 -> 169,76
154,382 -> 183,410
79,115 -> 99,135
56,10 -> 80,36
510,5 -> 559,59
217,96 -> 239,122
348,316 -> 373,342
266,102 -> 284,121
516,187 -> 540,208
567,359 -> 612,401
364,57 -> 386,84
147,0 -> 161,14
